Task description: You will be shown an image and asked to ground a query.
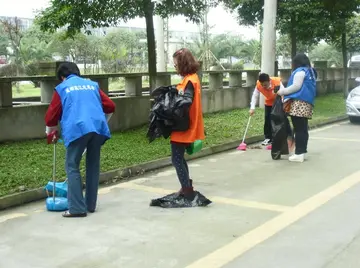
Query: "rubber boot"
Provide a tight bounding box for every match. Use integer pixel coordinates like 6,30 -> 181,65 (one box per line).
182,186 -> 196,201
178,179 -> 193,194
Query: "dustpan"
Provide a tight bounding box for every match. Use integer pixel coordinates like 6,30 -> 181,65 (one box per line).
44,138 -> 69,198
44,181 -> 68,198
46,143 -> 68,212
237,142 -> 247,151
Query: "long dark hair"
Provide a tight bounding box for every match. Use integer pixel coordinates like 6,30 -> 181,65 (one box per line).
292,53 -> 317,79
292,53 -> 311,70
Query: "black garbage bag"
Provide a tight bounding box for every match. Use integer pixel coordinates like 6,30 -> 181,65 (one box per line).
146,85 -> 193,143
271,95 -> 289,160
150,191 -> 212,208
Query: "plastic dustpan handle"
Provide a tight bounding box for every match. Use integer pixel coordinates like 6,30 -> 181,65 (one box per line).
53,143 -> 56,202
242,116 -> 252,143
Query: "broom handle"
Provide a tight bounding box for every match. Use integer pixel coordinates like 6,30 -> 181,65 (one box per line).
53,142 -> 56,203
242,116 -> 252,143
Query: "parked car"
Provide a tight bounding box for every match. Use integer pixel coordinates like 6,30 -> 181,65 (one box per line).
346,77 -> 360,123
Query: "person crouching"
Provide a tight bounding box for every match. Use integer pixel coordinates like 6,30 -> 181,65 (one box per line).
45,62 -> 115,218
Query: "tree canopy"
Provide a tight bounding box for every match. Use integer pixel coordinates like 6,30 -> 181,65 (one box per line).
35,0 -> 218,88
221,0 -> 360,58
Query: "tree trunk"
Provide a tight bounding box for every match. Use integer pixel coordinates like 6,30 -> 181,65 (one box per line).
15,61 -> 20,93
143,0 -> 157,92
341,29 -> 348,98
290,15 -> 297,59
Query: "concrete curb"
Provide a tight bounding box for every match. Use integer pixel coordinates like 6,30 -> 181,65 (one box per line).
0,115 -> 349,211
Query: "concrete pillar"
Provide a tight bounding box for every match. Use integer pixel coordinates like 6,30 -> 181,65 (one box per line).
246,71 -> 258,88
313,61 -> 327,82
316,69 -> 324,81
209,72 -> 223,90
38,61 -> 65,103
260,0 -> 277,107
40,80 -> 58,103
229,71 -> 242,87
334,69 -> 343,80
350,68 -> 358,79
0,81 -> 13,107
154,15 -> 166,72
92,77 -> 109,95
326,68 -> 334,81
38,61 -> 66,76
125,75 -> 143,96
155,73 -> 171,88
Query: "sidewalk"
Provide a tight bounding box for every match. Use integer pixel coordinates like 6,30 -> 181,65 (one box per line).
1,121 -> 360,268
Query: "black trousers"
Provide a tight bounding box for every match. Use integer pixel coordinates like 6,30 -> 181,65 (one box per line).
285,116 -> 293,139
291,116 -> 309,154
171,142 -> 191,188
264,105 -> 272,140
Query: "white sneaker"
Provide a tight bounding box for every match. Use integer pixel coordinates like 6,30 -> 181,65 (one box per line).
289,154 -> 305,162
262,139 -> 271,146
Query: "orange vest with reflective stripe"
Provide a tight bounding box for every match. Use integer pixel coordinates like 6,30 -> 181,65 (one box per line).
170,73 -> 205,143
256,77 -> 281,106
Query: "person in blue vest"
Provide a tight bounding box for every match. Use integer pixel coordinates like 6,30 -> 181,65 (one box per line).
277,53 -> 317,163
45,62 -> 115,217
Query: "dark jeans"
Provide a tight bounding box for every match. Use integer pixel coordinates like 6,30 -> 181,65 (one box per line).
285,116 -> 293,139
291,116 -> 309,154
264,105 -> 272,140
171,142 -> 191,188
66,132 -> 106,214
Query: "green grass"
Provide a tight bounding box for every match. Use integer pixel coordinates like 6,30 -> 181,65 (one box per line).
12,84 -> 41,98
0,93 -> 346,197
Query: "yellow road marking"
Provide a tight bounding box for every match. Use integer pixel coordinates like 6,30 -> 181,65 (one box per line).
310,137 -> 360,142
118,183 -> 291,212
185,170 -> 360,268
34,209 -> 45,213
0,213 -> 27,224
209,196 -> 290,213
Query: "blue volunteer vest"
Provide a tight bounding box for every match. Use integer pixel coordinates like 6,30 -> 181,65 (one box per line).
283,67 -> 316,105
55,74 -> 111,147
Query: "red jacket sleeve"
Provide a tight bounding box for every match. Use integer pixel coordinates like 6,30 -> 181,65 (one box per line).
45,91 -> 62,127
100,90 -> 115,114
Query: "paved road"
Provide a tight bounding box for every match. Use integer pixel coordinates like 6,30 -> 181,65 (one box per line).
1,121 -> 360,268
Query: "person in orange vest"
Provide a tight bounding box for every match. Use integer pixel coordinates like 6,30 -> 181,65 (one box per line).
170,48 -> 205,200
249,73 -> 284,146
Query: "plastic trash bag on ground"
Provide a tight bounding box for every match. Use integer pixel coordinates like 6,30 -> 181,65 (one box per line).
271,95 -> 289,160
150,191 -> 212,208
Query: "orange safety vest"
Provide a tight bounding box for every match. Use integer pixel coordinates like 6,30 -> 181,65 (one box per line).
170,73 -> 205,144
256,77 -> 281,106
